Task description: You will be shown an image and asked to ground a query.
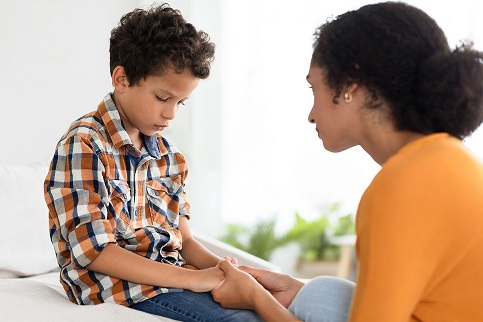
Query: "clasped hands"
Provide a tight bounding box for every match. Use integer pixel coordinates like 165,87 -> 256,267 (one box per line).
210,256 -> 304,310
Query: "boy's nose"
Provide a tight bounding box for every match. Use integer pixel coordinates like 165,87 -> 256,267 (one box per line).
162,104 -> 177,120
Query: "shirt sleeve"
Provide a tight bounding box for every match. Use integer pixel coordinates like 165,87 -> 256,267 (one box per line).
179,191 -> 191,218
350,171 -> 452,322
174,151 -> 191,219
45,135 -> 116,269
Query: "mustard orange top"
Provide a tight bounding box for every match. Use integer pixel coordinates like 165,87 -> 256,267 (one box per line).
351,133 -> 483,322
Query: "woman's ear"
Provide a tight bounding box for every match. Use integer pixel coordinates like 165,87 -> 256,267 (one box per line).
342,82 -> 359,103
345,82 -> 359,96
111,66 -> 130,92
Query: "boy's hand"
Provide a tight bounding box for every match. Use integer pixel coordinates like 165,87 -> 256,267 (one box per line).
217,256 -> 238,267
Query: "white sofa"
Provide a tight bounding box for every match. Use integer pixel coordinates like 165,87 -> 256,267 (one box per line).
0,163 -> 279,321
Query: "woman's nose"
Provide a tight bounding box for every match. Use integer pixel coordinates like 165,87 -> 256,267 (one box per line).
308,107 -> 315,123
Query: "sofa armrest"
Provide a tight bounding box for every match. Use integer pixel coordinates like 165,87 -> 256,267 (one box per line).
194,232 -> 281,272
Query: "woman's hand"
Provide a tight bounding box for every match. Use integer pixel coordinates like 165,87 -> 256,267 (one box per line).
212,261 -> 301,322
239,265 -> 305,308
211,260 -> 269,310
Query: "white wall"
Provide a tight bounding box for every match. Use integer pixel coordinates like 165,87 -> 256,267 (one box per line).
0,0 -> 141,166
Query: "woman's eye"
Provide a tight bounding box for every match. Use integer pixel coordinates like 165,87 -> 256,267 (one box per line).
156,96 -> 168,102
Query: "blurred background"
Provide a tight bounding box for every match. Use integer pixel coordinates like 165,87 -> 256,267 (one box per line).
2,1 -> 482,274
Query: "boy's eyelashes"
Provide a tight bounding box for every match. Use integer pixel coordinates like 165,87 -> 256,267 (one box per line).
156,96 -> 169,102
155,95 -> 186,106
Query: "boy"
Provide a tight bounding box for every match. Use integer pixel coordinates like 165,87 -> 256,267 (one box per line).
44,4 -> 260,321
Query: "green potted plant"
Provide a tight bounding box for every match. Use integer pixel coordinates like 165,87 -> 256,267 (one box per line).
285,208 -> 355,278
219,203 -> 355,278
220,217 -> 287,261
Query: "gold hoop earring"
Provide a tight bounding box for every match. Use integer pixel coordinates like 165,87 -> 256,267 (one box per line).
344,93 -> 352,103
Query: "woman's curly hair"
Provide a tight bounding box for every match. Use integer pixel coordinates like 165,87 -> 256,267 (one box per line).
109,3 -> 215,85
311,2 -> 483,139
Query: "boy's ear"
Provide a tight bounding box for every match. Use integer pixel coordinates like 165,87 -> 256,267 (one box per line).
112,66 -> 130,92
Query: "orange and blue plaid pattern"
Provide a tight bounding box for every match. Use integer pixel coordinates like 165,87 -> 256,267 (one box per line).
44,93 -> 191,306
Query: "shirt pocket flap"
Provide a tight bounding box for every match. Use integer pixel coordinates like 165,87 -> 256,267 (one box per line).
146,176 -> 183,197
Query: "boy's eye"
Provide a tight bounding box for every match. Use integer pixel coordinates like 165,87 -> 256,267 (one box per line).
156,96 -> 168,102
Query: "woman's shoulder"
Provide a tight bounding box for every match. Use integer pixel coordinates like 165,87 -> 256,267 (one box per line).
358,133 -> 483,231
378,133 -> 483,185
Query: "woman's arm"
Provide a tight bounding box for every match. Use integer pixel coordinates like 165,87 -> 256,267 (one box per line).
351,166 -> 458,321
239,265 -> 305,308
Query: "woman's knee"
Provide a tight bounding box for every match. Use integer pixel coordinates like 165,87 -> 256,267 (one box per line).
289,276 -> 355,322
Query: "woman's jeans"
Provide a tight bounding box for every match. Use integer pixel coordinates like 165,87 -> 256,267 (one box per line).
289,276 -> 355,322
131,289 -> 262,322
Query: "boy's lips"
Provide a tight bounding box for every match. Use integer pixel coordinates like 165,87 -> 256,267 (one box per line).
154,124 -> 169,131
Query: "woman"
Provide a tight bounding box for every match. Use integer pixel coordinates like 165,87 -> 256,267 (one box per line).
211,2 -> 483,321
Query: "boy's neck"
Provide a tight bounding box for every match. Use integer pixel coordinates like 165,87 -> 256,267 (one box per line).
112,91 -> 144,151
131,134 -> 144,151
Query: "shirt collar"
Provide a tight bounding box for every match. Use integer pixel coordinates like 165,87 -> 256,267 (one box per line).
99,93 -> 162,159
144,134 -> 161,159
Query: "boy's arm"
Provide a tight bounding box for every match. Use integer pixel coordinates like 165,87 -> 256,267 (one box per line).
86,243 -> 224,292
178,216 -> 221,269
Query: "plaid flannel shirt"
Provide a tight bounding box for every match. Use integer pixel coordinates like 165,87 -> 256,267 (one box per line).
44,93 -> 191,306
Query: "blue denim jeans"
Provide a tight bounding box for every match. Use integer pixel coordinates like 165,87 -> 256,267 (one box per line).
131,290 -> 262,322
289,276 -> 355,322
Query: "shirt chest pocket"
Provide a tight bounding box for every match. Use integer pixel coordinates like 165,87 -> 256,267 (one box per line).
146,176 -> 183,227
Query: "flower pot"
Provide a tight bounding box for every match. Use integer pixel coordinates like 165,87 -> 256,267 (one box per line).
295,260 -> 340,279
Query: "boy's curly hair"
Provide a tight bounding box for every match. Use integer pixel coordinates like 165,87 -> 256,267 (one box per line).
109,3 -> 215,85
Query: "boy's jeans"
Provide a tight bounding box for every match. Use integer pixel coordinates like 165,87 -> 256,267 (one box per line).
131,289 -> 262,322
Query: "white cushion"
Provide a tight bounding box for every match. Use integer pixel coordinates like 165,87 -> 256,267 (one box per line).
0,163 -> 58,277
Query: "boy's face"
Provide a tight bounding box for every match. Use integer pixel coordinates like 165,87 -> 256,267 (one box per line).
113,67 -> 199,141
